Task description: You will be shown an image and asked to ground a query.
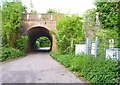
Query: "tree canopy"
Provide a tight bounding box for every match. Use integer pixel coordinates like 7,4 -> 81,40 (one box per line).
95,2 -> 118,29
83,8 -> 96,38
56,15 -> 85,54
2,0 -> 26,47
47,9 -> 58,14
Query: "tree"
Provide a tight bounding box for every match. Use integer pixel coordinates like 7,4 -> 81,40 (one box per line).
2,0 -> 26,47
95,1 -> 119,48
95,1 -> 118,29
56,15 -> 85,54
47,9 -> 58,14
35,37 -> 51,48
83,8 -> 96,38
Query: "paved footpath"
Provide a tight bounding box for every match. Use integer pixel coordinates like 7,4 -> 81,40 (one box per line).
0,52 -> 85,83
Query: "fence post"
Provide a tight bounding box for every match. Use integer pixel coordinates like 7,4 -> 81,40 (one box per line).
86,38 -> 89,56
86,38 -> 91,56
95,37 -> 98,57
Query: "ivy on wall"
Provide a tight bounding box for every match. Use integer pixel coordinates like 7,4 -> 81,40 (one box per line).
2,0 -> 26,47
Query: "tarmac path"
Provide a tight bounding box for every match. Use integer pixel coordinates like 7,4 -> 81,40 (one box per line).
0,52 -> 85,83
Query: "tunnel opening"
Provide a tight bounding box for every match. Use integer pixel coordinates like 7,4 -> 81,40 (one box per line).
35,36 -> 51,51
27,26 -> 52,52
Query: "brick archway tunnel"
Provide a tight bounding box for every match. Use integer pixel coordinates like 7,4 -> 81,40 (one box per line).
20,13 -> 64,52
26,26 -> 52,51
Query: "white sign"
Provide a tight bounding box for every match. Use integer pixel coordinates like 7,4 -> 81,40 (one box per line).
105,48 -> 120,61
109,39 -> 114,48
75,44 -> 86,55
91,43 -> 95,55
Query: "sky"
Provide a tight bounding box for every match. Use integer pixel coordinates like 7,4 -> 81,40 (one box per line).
21,0 -> 96,16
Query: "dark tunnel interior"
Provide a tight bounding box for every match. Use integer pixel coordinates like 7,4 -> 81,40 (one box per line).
27,27 -> 52,52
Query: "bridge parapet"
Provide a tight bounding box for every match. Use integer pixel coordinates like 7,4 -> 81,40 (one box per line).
21,13 -> 64,34
22,13 -> 63,21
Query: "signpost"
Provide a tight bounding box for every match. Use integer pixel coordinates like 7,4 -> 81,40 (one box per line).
90,37 -> 98,57
86,38 -> 91,56
109,39 -> 114,48
105,48 -> 120,61
95,37 -> 98,57
75,37 -> 120,61
105,39 -> 120,61
91,43 -> 95,55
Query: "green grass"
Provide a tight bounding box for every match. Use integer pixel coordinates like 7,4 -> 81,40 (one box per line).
50,51 -> 119,84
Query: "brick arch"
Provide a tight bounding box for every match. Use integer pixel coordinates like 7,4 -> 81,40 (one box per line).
25,26 -> 56,52
20,13 -> 63,52
28,26 -> 51,50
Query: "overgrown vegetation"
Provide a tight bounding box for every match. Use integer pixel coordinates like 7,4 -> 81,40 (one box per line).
56,15 -> 85,54
95,2 -> 118,30
2,1 -> 26,47
83,8 -> 96,38
95,1 -> 119,47
36,37 -> 51,48
82,2 -> 119,57
16,36 -> 28,50
0,47 -> 24,61
50,52 -> 119,84
1,0 -> 27,61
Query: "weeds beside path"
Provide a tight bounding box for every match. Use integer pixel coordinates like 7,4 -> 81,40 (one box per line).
50,51 -> 119,84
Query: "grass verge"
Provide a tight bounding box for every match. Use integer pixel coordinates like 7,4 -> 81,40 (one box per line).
50,51 -> 119,84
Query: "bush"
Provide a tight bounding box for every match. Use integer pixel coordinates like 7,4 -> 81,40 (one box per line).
36,37 -> 51,48
50,52 -> 119,84
0,47 -> 24,61
16,36 -> 28,51
56,15 -> 85,54
96,28 -> 119,55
